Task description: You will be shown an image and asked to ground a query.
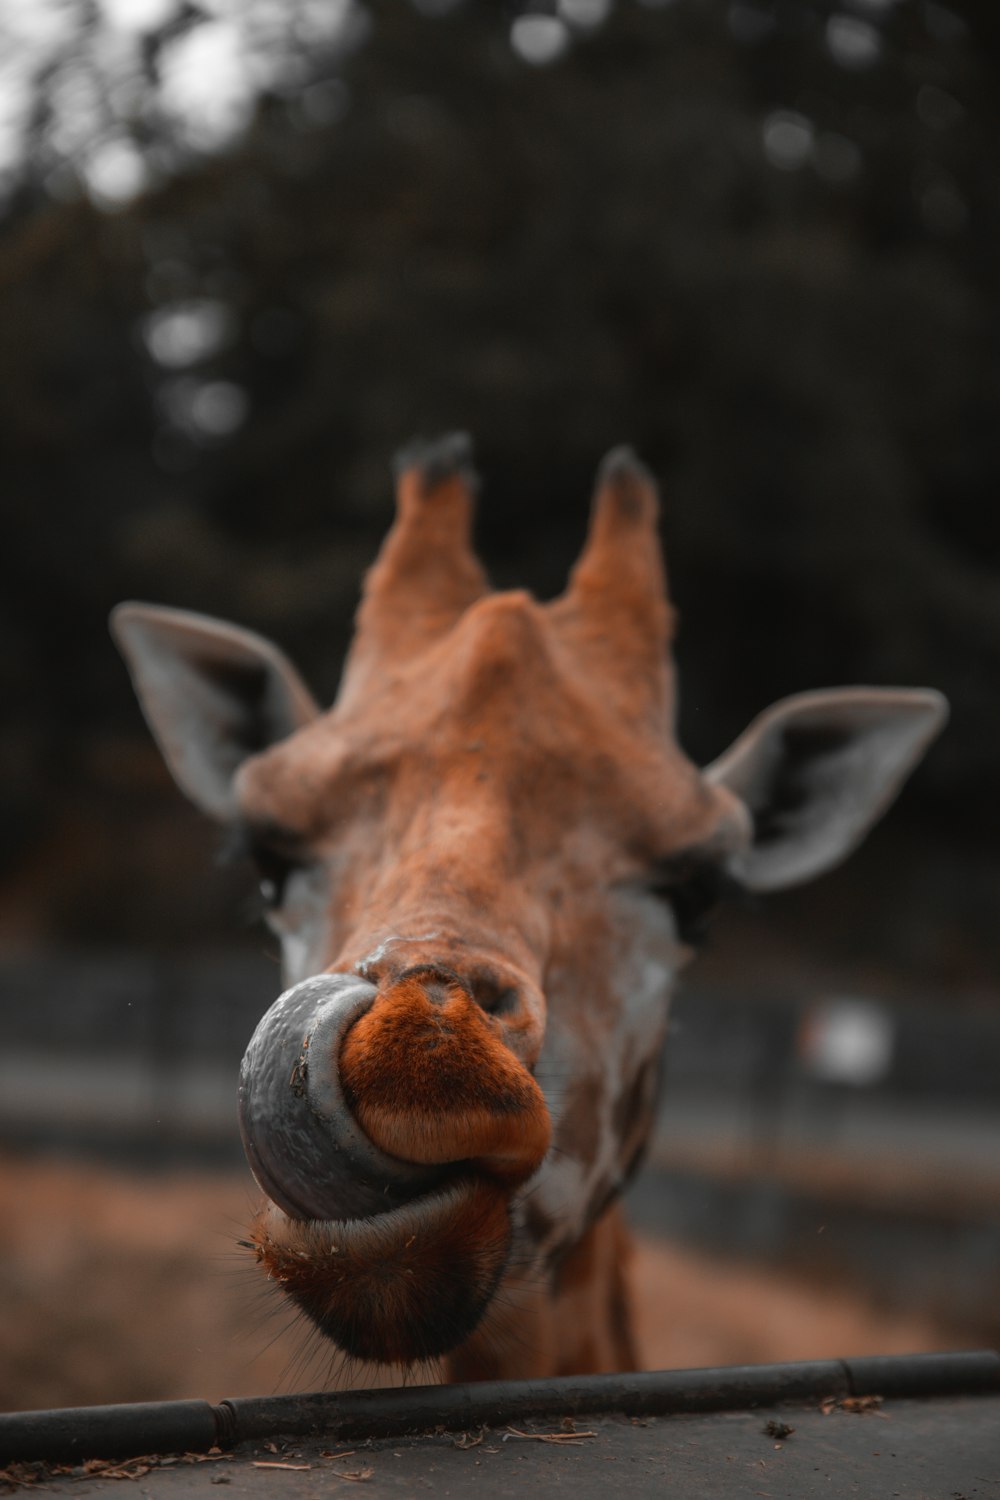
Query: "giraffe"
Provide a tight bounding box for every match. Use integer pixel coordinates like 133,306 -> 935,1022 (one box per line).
111,435 -> 946,1380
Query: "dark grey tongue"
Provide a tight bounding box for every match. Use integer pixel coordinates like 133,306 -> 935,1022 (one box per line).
238,972 -> 445,1221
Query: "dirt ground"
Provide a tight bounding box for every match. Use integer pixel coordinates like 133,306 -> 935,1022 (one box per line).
0,1153 -> 963,1414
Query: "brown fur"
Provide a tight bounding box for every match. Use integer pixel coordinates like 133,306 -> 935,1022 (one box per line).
446,1203 -> 639,1381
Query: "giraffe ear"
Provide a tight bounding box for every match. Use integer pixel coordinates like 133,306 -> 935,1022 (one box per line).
111,603 -> 319,821
705,687 -> 948,892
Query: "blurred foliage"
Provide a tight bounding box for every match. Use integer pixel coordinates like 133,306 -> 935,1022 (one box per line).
0,0 -> 997,949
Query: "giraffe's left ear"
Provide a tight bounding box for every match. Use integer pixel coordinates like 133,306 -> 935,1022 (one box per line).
705,687 -> 948,893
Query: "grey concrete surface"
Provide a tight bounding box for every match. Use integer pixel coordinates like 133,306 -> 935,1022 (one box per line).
11,1394 -> 999,1499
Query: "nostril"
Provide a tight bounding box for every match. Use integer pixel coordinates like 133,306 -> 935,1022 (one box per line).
387,962 -> 520,1017
467,971 -> 520,1016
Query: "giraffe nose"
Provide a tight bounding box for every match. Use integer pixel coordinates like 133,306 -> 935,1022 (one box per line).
339,965 -> 552,1187
357,949 -> 548,1068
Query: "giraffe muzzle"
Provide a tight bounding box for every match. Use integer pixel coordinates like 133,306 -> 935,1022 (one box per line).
238,966 -> 551,1363
239,966 -> 552,1221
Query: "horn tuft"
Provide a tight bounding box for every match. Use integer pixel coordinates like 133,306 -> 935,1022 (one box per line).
393,431 -> 478,495
546,446 -> 673,729
337,431 -> 489,701
593,445 -> 658,525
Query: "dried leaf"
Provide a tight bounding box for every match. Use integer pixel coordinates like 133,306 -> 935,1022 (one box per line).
503,1426 -> 597,1446
0,1465 -> 44,1492
820,1394 -> 888,1419
92,1467 -> 148,1481
76,1458 -> 152,1481
840,1394 -> 885,1416
330,1466 -> 374,1481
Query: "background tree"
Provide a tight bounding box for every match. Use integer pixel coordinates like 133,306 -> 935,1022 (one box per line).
0,0 -> 996,985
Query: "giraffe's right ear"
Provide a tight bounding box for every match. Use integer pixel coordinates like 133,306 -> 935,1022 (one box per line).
110,603 -> 320,821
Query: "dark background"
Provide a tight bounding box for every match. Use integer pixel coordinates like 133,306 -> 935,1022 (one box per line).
0,0 -> 997,1408
1,0 -> 997,980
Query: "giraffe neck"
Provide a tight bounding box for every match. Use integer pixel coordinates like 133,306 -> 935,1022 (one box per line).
443,1201 -> 638,1382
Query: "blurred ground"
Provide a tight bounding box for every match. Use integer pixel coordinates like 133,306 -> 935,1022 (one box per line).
0,1153 -> 964,1414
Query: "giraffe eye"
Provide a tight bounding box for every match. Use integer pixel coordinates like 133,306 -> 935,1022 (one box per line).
649,858 -> 733,946
219,820 -> 310,913
252,846 -> 303,911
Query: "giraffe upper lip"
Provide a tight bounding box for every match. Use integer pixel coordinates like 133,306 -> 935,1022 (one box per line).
337,967 -> 552,1184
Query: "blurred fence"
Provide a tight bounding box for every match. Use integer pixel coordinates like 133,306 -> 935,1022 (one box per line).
1,949 -> 998,1336
2,950 -> 997,1156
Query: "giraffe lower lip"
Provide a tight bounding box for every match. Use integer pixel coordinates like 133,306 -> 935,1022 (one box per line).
247,1174 -> 512,1365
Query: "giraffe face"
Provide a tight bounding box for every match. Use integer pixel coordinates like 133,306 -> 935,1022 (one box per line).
112,436 -> 946,1375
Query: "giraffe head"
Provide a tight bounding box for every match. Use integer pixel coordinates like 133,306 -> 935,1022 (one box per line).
112,436 -> 946,1372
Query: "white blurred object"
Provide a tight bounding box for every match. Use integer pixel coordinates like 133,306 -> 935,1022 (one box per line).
762,110 -> 815,172
510,15 -> 570,67
798,998 -> 895,1087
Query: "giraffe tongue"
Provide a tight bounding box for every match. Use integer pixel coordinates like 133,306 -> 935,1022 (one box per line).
238,973 -> 446,1222
339,972 -> 552,1187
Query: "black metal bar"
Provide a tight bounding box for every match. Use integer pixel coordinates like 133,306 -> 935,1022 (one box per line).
844,1350 -> 1000,1397
219,1358 -> 853,1445
0,1399 -> 218,1467
2,1351 -> 997,1465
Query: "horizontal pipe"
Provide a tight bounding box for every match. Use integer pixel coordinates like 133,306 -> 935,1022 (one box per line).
2,1351 -> 997,1465
219,1349 -> 1000,1444
0,1399 -> 218,1467
221,1359 -> 852,1445
845,1350 -> 1000,1396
